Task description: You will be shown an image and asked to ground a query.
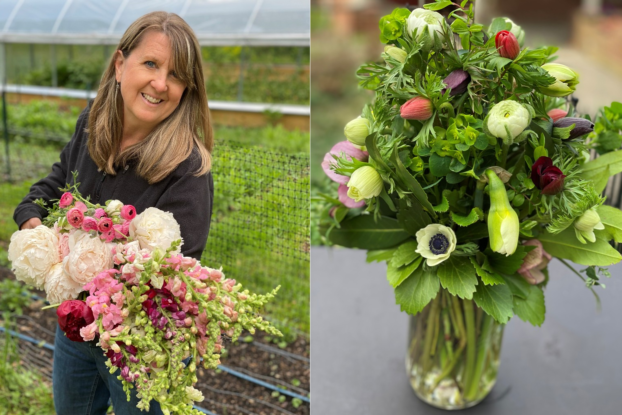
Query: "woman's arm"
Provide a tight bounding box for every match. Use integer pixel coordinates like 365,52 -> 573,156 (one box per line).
13,106 -> 89,230
155,154 -> 213,261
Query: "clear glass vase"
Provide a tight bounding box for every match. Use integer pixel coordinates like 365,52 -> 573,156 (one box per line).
406,288 -> 504,410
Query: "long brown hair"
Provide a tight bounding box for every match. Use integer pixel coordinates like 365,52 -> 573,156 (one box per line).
87,11 -> 212,184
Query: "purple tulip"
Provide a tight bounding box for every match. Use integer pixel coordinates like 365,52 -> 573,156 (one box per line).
442,69 -> 471,96
322,141 -> 369,184
553,117 -> 594,139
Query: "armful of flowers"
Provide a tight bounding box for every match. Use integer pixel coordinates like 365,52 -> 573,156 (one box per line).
319,0 -> 622,327
8,171 -> 282,415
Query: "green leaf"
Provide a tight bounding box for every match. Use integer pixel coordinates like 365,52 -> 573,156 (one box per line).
328,215 -> 411,250
391,241 -> 419,267
501,273 -> 531,300
429,153 -> 452,176
538,227 -> 622,266
474,133 -> 489,150
470,257 -> 505,285
365,133 -> 393,174
456,222 -> 489,243
579,150 -> 622,193
433,194 -> 449,212
392,147 -> 437,217
489,17 -> 511,36
486,245 -> 530,275
366,249 -> 397,263
397,197 -> 432,236
450,19 -> 469,35
473,283 -> 514,324
387,257 -> 423,288
513,285 -> 546,326
597,205 -> 622,243
437,256 -> 478,299
425,0 -> 453,11
395,266 -> 440,314
451,208 -> 483,227
491,56 -> 512,72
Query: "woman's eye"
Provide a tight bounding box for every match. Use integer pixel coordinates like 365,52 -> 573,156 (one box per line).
145,61 -> 156,68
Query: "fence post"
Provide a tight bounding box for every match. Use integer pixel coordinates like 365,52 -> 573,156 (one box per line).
51,44 -> 57,88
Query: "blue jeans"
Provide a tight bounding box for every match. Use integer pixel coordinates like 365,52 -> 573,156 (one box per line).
53,324 -> 163,415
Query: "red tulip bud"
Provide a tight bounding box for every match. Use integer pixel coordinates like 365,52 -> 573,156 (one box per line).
400,97 -> 433,121
495,30 -> 520,60
547,108 -> 568,122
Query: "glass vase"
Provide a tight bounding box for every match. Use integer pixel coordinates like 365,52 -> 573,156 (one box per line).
406,288 -> 504,410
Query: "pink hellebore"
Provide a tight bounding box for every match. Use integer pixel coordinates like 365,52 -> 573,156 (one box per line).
322,141 -> 369,184
59,192 -> 74,208
338,184 -> 366,208
517,240 -> 552,285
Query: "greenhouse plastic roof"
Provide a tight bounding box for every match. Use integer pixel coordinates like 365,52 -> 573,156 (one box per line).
0,0 -> 310,46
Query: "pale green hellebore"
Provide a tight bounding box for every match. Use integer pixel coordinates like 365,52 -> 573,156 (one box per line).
539,63 -> 579,97
347,166 -> 383,202
344,117 -> 371,146
486,169 -> 519,256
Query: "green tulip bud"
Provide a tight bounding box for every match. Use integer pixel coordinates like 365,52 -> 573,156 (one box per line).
347,166 -> 384,202
486,100 -> 532,144
486,169 -> 520,256
344,117 -> 371,146
573,208 -> 605,244
539,63 -> 579,97
383,45 -> 407,63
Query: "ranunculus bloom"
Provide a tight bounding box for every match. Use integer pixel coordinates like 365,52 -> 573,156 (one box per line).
8,225 -> 60,289
518,240 -> 551,284
553,117 -> 594,139
344,117 -> 370,146
63,230 -> 114,285
347,166 -> 384,202
67,208 -> 84,228
98,217 -> 114,233
57,300 -> 95,342
486,169 -> 519,256
415,224 -> 457,266
322,141 -> 369,184
401,97 -> 433,120
406,9 -> 444,41
539,63 -> 579,97
59,192 -> 73,208
129,207 -> 183,253
531,157 -> 566,195
486,100 -> 531,143
495,30 -> 520,60
573,208 -> 605,244
105,200 -> 123,216
82,216 -> 99,232
338,184 -> 366,208
120,205 -> 136,221
74,201 -> 88,213
94,208 -> 107,219
442,69 -> 470,96
547,108 -> 567,122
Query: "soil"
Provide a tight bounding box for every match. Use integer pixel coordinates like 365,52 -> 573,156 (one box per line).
0,266 -> 310,415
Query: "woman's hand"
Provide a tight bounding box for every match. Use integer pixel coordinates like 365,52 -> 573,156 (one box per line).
20,217 -> 42,230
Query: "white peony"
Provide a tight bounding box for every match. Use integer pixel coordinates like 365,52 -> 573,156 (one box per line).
63,230 -> 114,285
129,207 -> 183,253
415,224 -> 457,267
407,9 -> 444,41
105,199 -> 123,216
8,225 -> 60,289
45,262 -> 84,304
185,386 -> 204,402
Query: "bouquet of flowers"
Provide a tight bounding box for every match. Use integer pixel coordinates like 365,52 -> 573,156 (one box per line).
8,172 -> 281,415
319,1 -> 622,408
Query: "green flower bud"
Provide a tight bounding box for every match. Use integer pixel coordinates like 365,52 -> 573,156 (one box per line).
383,45 -> 407,64
344,117 -> 371,146
573,208 -> 605,244
347,166 -> 384,202
486,100 -> 531,143
486,169 -> 520,256
539,63 -> 579,97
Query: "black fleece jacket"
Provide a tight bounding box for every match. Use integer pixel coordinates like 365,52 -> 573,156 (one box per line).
13,103 -> 213,261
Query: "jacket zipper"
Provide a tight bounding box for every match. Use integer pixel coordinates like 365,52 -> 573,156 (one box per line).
95,172 -> 106,202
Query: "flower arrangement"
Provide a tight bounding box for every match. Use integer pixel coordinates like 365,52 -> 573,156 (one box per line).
8,172 -> 281,415
318,1 -> 622,408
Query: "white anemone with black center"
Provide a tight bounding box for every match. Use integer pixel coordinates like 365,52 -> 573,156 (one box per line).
415,223 -> 457,267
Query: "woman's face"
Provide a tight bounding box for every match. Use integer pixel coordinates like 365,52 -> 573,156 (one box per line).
114,31 -> 187,133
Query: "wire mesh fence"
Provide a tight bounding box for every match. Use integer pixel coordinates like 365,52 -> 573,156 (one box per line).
0,100 -> 310,333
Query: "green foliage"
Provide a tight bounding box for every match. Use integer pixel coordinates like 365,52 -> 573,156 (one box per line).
394,266 -> 440,314
472,283 -> 514,324
437,256 -> 478,299
0,280 -> 33,315
538,228 -> 622,266
325,215 -> 410,250
591,102 -> 622,155
512,285 -> 546,326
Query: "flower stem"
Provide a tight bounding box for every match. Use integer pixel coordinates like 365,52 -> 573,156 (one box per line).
421,293 -> 441,373
499,142 -> 510,169
41,303 -> 62,310
462,299 -> 477,396
465,313 -> 494,401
